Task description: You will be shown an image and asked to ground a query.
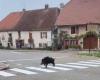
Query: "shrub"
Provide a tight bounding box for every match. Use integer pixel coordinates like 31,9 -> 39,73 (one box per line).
68,45 -> 81,49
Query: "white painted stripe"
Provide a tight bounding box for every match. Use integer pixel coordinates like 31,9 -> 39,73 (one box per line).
26,67 -> 56,72
56,64 -> 88,69
79,61 -> 100,65
47,66 -> 72,70
6,59 -> 35,62
88,60 -> 98,61
0,71 -> 15,77
67,63 -> 99,67
10,68 -> 37,74
88,60 -> 100,62
11,52 -> 20,53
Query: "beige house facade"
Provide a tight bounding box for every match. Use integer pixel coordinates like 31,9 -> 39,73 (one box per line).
58,24 -> 100,49
56,0 -> 100,49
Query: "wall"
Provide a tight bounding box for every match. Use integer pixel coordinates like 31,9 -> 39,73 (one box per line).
21,31 -> 52,48
0,31 -> 18,48
78,25 -> 87,35
0,31 -> 52,49
58,24 -> 100,49
58,24 -> 99,36
87,24 -> 98,32
58,26 -> 86,37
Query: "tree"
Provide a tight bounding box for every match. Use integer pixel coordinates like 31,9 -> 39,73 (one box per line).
52,27 -> 58,50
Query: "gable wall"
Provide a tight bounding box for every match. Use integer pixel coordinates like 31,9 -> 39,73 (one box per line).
0,31 -> 18,48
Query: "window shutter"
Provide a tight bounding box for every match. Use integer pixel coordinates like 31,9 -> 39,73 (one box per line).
45,32 -> 47,39
41,32 -> 42,39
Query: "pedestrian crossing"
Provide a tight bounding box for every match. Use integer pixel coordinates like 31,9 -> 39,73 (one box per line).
79,61 -> 100,64
26,67 -> 56,72
0,71 -> 15,77
56,64 -> 88,69
47,66 -> 72,70
1,59 -> 100,77
10,68 -> 37,74
67,62 -> 100,67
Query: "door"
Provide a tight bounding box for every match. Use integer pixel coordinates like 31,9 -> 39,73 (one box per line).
83,36 -> 98,49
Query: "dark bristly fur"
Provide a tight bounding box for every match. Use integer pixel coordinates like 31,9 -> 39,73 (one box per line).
41,56 -> 55,68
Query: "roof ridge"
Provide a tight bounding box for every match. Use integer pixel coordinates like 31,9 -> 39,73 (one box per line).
7,7 -> 59,14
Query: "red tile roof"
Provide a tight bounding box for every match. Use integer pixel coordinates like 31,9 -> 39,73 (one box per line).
0,8 -> 59,31
0,12 -> 24,31
56,0 -> 100,26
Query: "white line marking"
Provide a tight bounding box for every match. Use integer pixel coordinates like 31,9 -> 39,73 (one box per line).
26,67 -> 56,72
67,63 -> 100,67
11,52 -> 20,53
6,59 -> 35,62
56,64 -> 88,69
47,66 -> 72,70
79,61 -> 100,64
10,68 -> 37,74
88,60 -> 100,63
0,71 -> 15,77
16,64 -> 23,66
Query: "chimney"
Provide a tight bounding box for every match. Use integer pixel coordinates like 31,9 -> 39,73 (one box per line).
23,8 -> 26,12
45,4 -> 49,9
60,3 -> 65,9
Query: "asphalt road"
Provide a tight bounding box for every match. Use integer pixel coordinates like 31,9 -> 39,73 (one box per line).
0,50 -> 99,80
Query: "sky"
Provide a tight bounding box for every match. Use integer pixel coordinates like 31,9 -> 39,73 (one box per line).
0,0 -> 70,21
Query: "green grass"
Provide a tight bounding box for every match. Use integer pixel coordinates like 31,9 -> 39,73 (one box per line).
79,51 -> 100,57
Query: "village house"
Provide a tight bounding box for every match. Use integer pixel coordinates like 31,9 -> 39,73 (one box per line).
56,0 -> 100,49
0,5 -> 59,49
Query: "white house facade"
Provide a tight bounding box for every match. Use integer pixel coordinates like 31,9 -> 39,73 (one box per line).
20,31 -> 52,48
0,31 -> 52,49
0,6 -> 59,49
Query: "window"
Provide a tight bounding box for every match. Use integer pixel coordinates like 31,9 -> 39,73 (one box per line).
19,40 -> 24,46
40,32 -> 47,39
28,32 -> 33,44
65,39 -> 78,46
8,33 -> 13,46
39,43 -> 47,48
71,27 -> 75,34
39,43 -> 42,48
9,33 -> 12,36
70,40 -> 78,45
86,25 -> 87,31
18,31 -> 21,38
43,43 -> 47,48
16,40 -> 24,48
71,26 -> 79,34
29,32 -> 32,38
8,33 -> 12,43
